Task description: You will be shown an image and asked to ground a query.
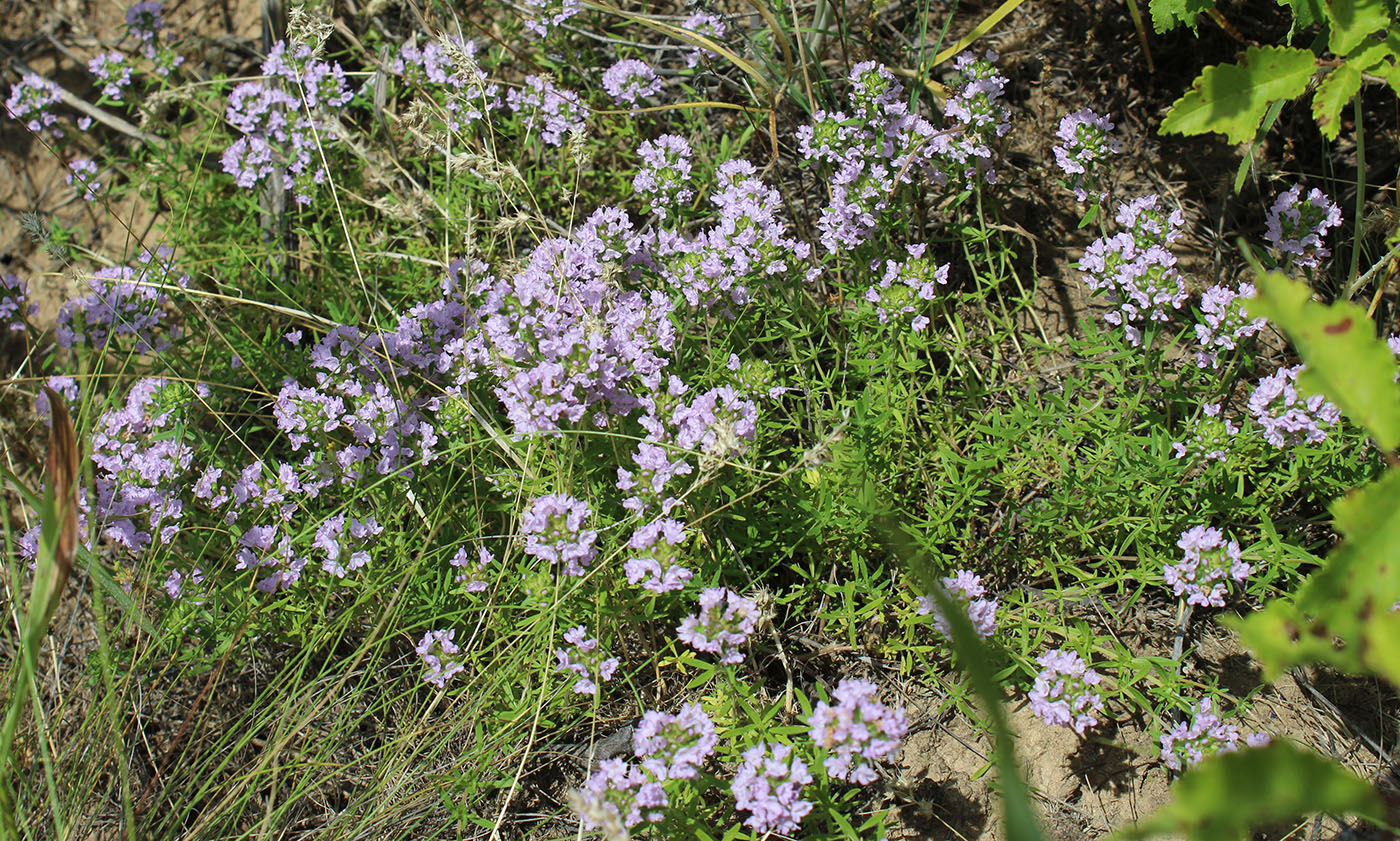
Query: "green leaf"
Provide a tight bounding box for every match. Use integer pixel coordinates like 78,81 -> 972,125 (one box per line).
1236,469 -> 1400,685
1161,46 -> 1318,144
1279,0 -> 1325,28
1343,35 -> 1391,71
1328,0 -> 1393,57
1386,59 -> 1400,97
1148,0 -> 1216,32
1112,742 -> 1384,841
1244,271 -> 1400,449
1312,65 -> 1362,139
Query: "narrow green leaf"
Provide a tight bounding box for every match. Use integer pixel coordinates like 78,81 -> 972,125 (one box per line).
1112,742 -> 1384,841
1161,46 -> 1318,144
1328,0 -> 1392,57
1244,271 -> 1400,449
1312,65 -> 1363,139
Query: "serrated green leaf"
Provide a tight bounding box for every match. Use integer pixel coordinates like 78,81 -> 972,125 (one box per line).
1328,0 -> 1393,56
1313,65 -> 1363,139
1112,742 -> 1384,841
1279,0 -> 1326,28
1343,35 -> 1391,70
1236,469 -> 1400,685
1148,0 -> 1216,32
1244,272 -> 1400,448
1387,59 -> 1400,96
1161,46 -> 1317,144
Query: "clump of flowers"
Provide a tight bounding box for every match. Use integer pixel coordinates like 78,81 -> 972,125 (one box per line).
1171,403 -> 1239,463
1167,525 -> 1251,608
1265,185 -> 1342,271
66,159 -> 103,202
88,52 -> 132,101
5,72 -> 62,136
731,742 -> 814,834
1194,282 -> 1266,368
1116,194 -> 1184,247
521,0 -> 581,37
521,493 -> 598,576
633,134 -> 693,220
680,11 -> 725,67
570,759 -> 667,835
865,244 -> 949,331
555,625 -> 620,695
312,513 -> 383,577
416,629 -> 464,688
917,569 -> 998,639
624,518 -> 691,593
1,274 -> 36,332
670,385 -> 759,459
391,37 -> 497,132
940,50 -> 1012,183
616,441 -> 692,517
1078,231 -> 1187,346
1028,649 -> 1104,734
163,567 -> 205,600
125,1 -> 183,75
808,678 -> 909,784
602,58 -> 662,104
57,250 -> 186,353
633,702 -> 717,780
506,75 -> 587,146
1053,108 -> 1120,203
1247,364 -> 1342,447
676,587 -> 759,664
1160,698 -> 1271,772
449,545 -> 493,592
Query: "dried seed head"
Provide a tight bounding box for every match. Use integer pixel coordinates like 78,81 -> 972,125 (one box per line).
288,4 -> 335,56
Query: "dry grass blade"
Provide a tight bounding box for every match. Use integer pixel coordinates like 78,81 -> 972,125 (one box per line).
31,386 -> 80,636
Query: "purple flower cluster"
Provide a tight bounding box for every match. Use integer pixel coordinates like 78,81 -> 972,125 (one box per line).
676,587 -> 759,664
392,38 -> 498,131
1247,364 -> 1341,447
57,249 -> 186,353
1160,699 -> 1270,772
1194,282 -> 1265,369
125,1 -> 184,74
313,513 -> 382,577
506,75 -> 586,146
1,274 -> 36,332
917,568 -> 998,639
1053,108 -> 1119,202
5,73 -> 62,137
602,58 -> 662,104
632,134 -> 693,220
66,158 -> 103,202
521,0 -> 581,37
731,742 -> 814,834
521,493 -> 598,576
941,50 -> 1012,183
680,11 -> 725,67
624,518 -> 691,592
1079,196 -> 1189,345
808,678 -> 909,784
88,52 -> 133,101
1028,649 -> 1104,734
617,441 -> 692,516
221,39 -> 352,204
164,567 -> 205,600
571,758 -> 667,834
1265,185 -> 1342,270
449,545 -> 493,592
555,625 -> 620,695
634,702 -> 718,779
1171,403 -> 1239,463
1116,194 -> 1185,247
416,629 -> 464,688
865,243 -> 949,331
1167,525 -> 1251,607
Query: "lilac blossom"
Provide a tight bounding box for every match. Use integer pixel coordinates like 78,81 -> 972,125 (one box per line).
66,158 -> 103,202
312,513 -> 382,577
616,441 -> 692,516
1116,194 -> 1184,247
5,73 -> 62,136
633,134 -> 693,219
1167,525 -> 1251,608
731,742 -> 814,834
1194,282 -> 1265,368
506,75 -> 586,146
676,587 -> 759,664
624,518 -> 691,592
1,274 -> 37,332
125,1 -> 165,41
164,568 -> 204,600
1078,231 -> 1187,345
671,386 -> 758,458
521,0 -> 581,37
1053,109 -> 1119,202
939,51 -> 1011,183
680,11 -> 725,67
555,625 -> 620,695
917,569 -> 998,639
602,58 -> 662,104
88,52 -> 132,100
521,493 -> 598,576
808,678 -> 909,784
1172,403 -> 1239,463
1247,364 -> 1341,447
1265,185 -> 1342,270
416,629 -> 464,688
392,38 -> 498,131
865,243 -> 949,331
450,544 -> 493,591
571,758 -> 667,834
633,702 -> 717,779
1160,698 -> 1271,772
1028,649 -> 1104,734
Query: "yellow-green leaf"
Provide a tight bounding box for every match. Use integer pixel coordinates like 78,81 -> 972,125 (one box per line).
1328,0 -> 1392,57
1312,65 -> 1362,140
1161,46 -> 1318,144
